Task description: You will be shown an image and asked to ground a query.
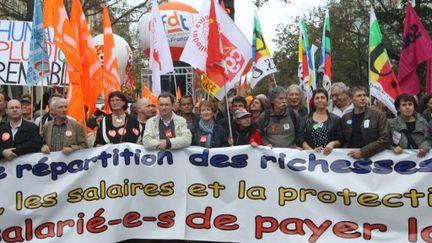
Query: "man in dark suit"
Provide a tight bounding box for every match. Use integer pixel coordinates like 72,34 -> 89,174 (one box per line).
0,99 -> 43,161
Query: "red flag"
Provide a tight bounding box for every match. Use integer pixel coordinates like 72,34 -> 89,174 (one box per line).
180,0 -> 250,99
207,0 -> 224,66
397,3 -> 432,95
426,59 -> 432,94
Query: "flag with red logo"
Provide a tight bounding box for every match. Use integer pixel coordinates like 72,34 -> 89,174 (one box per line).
180,0 -> 251,100
397,3 -> 432,95
150,0 -> 174,96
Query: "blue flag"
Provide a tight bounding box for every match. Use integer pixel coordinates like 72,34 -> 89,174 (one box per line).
26,0 -> 50,86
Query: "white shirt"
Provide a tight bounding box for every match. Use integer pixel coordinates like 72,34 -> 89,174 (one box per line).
10,119 -> 23,140
332,103 -> 354,118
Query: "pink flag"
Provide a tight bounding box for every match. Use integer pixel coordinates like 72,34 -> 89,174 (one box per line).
149,0 -> 174,96
426,59 -> 432,94
397,3 -> 432,95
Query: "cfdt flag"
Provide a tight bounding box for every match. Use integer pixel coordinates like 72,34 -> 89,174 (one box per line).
26,0 -> 50,86
251,10 -> 277,89
369,8 -> 400,115
181,0 -> 251,100
149,0 -> 174,96
318,10 -> 332,95
44,0 -> 85,124
397,3 -> 432,95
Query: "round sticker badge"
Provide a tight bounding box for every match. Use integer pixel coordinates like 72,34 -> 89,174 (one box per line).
118,128 -> 126,136
132,128 -> 139,136
347,119 -> 352,125
108,130 -> 116,137
65,130 -> 73,137
1,132 -> 10,141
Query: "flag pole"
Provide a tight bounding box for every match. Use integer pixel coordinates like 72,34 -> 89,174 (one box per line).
39,79 -> 44,133
172,71 -> 179,99
223,85 -> 233,146
30,86 -> 34,121
271,73 -> 278,86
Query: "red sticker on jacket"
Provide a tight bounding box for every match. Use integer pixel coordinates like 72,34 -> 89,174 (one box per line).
108,130 -> 116,137
1,132 -> 10,141
165,128 -> 173,139
132,128 -> 139,136
118,128 -> 126,136
200,134 -> 208,143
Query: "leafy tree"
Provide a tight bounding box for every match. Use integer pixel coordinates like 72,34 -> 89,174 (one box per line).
263,0 -> 432,93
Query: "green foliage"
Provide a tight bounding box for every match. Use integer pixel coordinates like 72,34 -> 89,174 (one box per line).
271,0 -> 432,92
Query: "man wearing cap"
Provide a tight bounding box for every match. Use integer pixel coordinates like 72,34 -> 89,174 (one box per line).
218,95 -> 248,136
232,108 -> 262,147
20,94 -> 33,121
41,98 -> 88,155
0,99 -> 43,161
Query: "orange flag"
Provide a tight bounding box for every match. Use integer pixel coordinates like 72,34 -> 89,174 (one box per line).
102,4 -> 121,111
243,75 -> 248,96
176,86 -> 182,99
142,83 -> 152,99
70,0 -> 103,116
43,1 -> 85,125
43,1 -> 82,75
142,83 -> 158,106
236,79 -> 242,96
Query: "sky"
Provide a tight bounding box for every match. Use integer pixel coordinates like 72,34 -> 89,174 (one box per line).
173,0 -> 326,52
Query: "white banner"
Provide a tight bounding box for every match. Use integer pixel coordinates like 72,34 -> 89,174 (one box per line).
0,144 -> 431,242
0,20 -> 68,86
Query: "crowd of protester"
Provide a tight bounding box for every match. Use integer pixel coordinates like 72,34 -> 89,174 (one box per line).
1,83 -> 432,163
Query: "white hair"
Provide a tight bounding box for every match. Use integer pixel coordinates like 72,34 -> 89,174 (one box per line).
49,97 -> 67,110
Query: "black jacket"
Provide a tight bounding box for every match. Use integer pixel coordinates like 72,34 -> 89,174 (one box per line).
94,114 -> 141,146
297,112 -> 343,148
0,120 -> 43,160
232,122 -> 260,146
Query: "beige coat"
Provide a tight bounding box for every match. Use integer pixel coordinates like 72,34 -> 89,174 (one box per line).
142,112 -> 191,150
42,118 -> 88,152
